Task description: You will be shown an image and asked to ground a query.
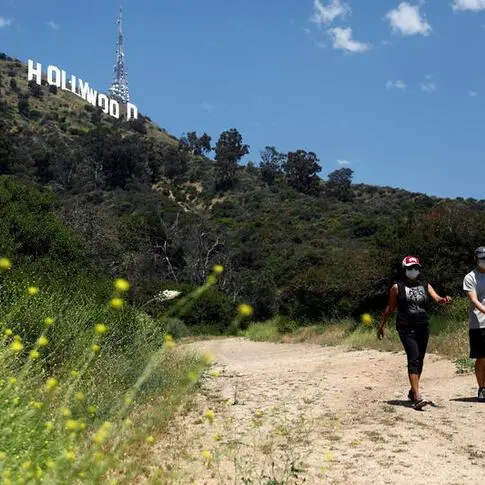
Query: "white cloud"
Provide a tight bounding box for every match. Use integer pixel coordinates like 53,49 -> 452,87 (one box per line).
328,27 -> 371,53
386,2 -> 432,36
0,16 -> 13,28
46,20 -> 60,30
452,0 -> 485,11
421,81 -> 437,93
337,159 -> 352,166
386,79 -> 407,90
469,90 -> 478,96
200,102 -> 215,114
311,0 -> 351,25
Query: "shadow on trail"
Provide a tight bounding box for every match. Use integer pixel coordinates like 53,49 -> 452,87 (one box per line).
385,400 -> 441,409
385,400 -> 413,408
450,397 -> 479,403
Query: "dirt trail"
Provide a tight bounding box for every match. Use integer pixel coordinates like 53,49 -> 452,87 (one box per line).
145,338 -> 485,485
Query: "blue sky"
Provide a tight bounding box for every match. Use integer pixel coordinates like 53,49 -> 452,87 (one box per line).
1,0 -> 485,199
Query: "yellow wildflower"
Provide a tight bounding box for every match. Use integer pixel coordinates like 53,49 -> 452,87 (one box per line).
91,344 -> 101,353
37,336 -> 48,347
43,317 -> 54,327
35,465 -> 44,479
29,350 -> 40,361
94,323 -> 108,335
0,258 -> 12,271
212,264 -> 224,275
8,377 -> 16,385
165,340 -> 175,349
61,408 -> 71,418
92,422 -> 112,444
187,371 -> 198,382
324,451 -> 334,462
114,278 -> 130,292
201,450 -> 212,462
30,401 -> 43,409
27,286 -> 39,296
146,436 -> 155,444
93,452 -> 105,463
4,329 -> 12,336
45,421 -> 54,432
238,303 -> 254,317
45,378 -> 58,391
209,370 -> 220,378
202,352 -> 214,365
75,392 -> 85,402
65,420 -> 81,433
21,461 -> 32,471
10,340 -> 23,353
206,275 -> 217,285
164,334 -> 175,349
109,297 -> 124,309
204,409 -> 215,424
88,405 -> 97,415
361,313 -> 373,326
70,370 -> 80,378
64,450 -> 76,461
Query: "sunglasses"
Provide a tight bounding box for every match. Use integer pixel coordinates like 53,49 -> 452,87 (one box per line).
406,265 -> 421,270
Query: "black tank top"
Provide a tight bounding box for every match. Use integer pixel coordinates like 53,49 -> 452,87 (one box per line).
396,280 -> 430,327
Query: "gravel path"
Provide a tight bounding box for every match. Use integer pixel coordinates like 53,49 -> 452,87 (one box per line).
144,338 -> 485,485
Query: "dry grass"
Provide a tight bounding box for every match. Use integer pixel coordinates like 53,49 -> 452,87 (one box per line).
243,315 -> 470,362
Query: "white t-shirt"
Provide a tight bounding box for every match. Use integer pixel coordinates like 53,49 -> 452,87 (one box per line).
463,269 -> 485,329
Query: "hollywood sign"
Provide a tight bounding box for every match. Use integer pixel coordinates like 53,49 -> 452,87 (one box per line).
27,59 -> 138,121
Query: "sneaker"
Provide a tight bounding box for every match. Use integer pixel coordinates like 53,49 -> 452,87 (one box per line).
408,389 -> 414,401
412,396 -> 430,410
478,388 -> 485,402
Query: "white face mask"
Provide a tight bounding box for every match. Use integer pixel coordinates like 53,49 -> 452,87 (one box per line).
405,269 -> 420,280
478,260 -> 485,270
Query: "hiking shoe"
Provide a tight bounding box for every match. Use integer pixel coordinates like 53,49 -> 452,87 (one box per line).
412,396 -> 430,410
478,388 -> 485,402
408,389 -> 414,401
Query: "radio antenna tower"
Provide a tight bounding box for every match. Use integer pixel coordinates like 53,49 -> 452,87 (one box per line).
109,2 -> 130,104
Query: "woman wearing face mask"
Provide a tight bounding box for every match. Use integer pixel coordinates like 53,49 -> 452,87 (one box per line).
463,246 -> 485,402
377,256 -> 452,410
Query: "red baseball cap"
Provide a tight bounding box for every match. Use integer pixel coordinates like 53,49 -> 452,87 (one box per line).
402,256 -> 421,267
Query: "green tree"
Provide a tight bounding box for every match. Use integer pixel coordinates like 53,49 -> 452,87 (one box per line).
214,128 -> 249,189
161,145 -> 188,181
179,131 -> 212,156
259,146 -> 286,185
283,150 -> 321,195
326,167 -> 354,201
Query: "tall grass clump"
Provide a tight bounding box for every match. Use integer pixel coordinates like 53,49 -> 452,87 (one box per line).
0,258 -> 223,483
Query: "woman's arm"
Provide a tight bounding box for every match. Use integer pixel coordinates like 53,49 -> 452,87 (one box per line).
378,284 -> 398,340
428,284 -> 452,304
466,290 -> 485,315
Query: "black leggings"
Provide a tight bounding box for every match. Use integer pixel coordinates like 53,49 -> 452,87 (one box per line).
397,325 -> 429,375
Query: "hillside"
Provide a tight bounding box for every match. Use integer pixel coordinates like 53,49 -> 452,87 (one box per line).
2,53 -> 485,329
